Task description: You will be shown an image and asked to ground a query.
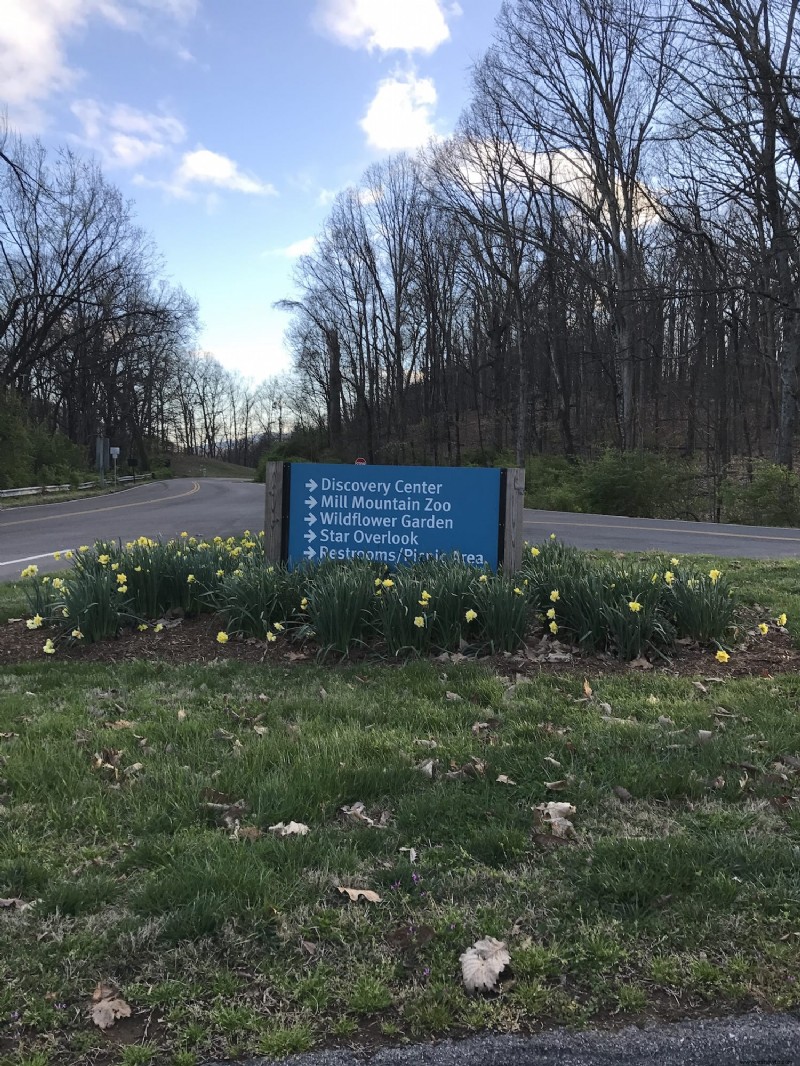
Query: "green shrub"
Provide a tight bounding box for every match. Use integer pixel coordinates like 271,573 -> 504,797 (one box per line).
721,461 -> 800,527
583,450 -> 698,520
524,454 -> 588,512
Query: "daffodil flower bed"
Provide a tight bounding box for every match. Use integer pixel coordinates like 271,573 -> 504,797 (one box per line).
13,536 -> 784,663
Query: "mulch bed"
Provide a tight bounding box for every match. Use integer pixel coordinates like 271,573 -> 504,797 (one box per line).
2,613 -> 800,679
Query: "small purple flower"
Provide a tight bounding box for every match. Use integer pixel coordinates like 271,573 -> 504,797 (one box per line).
390,880 -> 401,890
422,967 -> 431,977
10,1011 -> 19,1021
411,872 -> 422,885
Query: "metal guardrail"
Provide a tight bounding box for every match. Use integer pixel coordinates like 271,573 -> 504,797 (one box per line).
0,473 -> 154,500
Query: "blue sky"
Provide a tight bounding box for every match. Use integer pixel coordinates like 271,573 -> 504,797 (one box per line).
2,0 -> 502,382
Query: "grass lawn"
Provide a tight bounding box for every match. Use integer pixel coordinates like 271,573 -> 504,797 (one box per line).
165,455 -> 254,479
1,553 -> 799,1066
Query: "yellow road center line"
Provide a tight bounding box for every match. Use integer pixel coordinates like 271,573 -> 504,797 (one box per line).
525,516 -> 800,545
0,482 -> 201,529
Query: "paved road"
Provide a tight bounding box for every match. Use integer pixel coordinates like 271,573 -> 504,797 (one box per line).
205,1012 -> 800,1066
0,478 -> 264,577
525,509 -> 800,558
4,478 -> 800,578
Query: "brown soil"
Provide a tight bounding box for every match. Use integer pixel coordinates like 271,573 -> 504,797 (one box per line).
2,613 -> 799,678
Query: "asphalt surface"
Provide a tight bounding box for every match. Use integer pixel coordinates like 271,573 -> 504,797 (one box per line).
0,477 -> 263,577
204,1012 -> 800,1066
3,478 -> 800,578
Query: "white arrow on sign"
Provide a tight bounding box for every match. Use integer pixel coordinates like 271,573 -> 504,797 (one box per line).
304,530 -> 316,543
305,496 -> 317,508
304,546 -> 316,559
304,513 -> 317,526
305,478 -> 318,492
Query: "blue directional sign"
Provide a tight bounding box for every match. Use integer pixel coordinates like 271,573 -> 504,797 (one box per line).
286,463 -> 503,570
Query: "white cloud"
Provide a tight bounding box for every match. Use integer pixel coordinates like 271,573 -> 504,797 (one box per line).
314,0 -> 460,53
71,99 -> 186,168
360,72 -> 439,151
282,236 -> 317,258
135,148 -> 277,199
0,0 -> 197,130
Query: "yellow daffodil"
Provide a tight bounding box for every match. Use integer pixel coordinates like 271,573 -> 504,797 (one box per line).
266,630 -> 277,642
628,600 -> 643,613
216,569 -> 224,578
651,572 -> 658,583
189,537 -> 197,546
43,639 -> 55,655
465,609 -> 478,623
64,550 -> 73,559
300,598 -> 308,610
62,608 -> 69,617
715,649 -> 729,663
479,574 -> 488,583
52,578 -> 64,590
41,576 -> 50,585
53,551 -> 61,560
374,578 -> 382,586
382,578 -> 394,589
116,573 -> 127,584
414,616 -> 425,628
778,613 -> 788,626
180,531 -> 188,538
664,571 -> 675,584
26,614 -> 43,630
79,545 -> 90,553
758,622 -> 769,635
111,562 -> 119,571
549,621 -> 559,634
216,631 -> 229,644
98,554 -> 109,566
670,557 -> 679,566
274,622 -> 284,632
117,585 -> 128,594
531,546 -> 540,557
546,607 -> 556,620
709,569 -> 721,583
133,565 -> 142,573
550,533 -> 556,540
138,624 -> 149,632
125,541 -> 134,550
71,629 -> 83,640
550,589 -> 560,602
154,623 -> 164,633
187,574 -> 196,584
513,587 -> 523,595
20,564 -> 39,578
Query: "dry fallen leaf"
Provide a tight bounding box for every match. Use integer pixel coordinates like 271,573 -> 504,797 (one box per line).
235,826 -> 264,841
496,774 -> 516,785
697,730 -> 715,744
337,887 -> 382,903
445,691 -> 463,702
253,725 -> 269,737
534,800 -> 577,838
583,679 -> 593,698
612,785 -> 633,802
90,983 -> 132,1030
629,656 -> 653,670
413,738 -> 438,749
399,846 -> 418,863
268,821 -> 309,837
0,897 -> 31,910
177,709 -> 187,722
544,778 -> 571,791
416,758 -> 437,779
460,937 -> 511,993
